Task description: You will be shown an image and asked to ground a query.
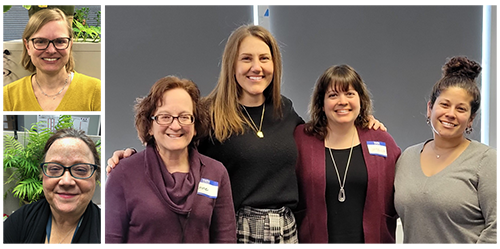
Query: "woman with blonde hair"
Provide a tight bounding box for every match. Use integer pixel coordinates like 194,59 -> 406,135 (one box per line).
198,24 -> 302,243
3,8 -> 100,111
107,24 -> 384,243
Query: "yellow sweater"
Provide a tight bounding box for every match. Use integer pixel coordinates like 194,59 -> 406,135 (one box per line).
3,72 -> 101,111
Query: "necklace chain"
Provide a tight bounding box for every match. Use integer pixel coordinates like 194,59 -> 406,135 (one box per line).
431,141 -> 457,159
35,74 -> 69,100
328,130 -> 355,202
242,103 -> 265,138
57,228 -> 74,244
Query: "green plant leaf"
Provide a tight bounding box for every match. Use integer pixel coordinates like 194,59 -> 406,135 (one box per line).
90,26 -> 101,33
4,115 -> 73,204
4,6 -> 12,13
12,178 -> 42,203
3,135 -> 23,152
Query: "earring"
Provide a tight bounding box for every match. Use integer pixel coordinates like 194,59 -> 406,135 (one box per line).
426,117 -> 430,125
465,127 -> 472,134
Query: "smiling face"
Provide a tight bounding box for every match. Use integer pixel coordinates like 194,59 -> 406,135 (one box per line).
323,83 -> 361,127
149,88 -> 195,157
427,86 -> 474,139
24,20 -> 72,75
43,137 -> 96,217
235,36 -> 274,104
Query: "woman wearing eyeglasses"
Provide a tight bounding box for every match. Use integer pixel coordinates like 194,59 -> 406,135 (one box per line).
105,76 -> 236,243
3,8 -> 101,111
3,128 -> 101,243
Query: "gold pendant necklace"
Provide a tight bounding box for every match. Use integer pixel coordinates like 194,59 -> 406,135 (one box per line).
327,130 -> 355,202
242,103 -> 265,138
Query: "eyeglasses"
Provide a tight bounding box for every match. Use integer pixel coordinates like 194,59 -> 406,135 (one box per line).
151,114 -> 195,126
41,162 -> 98,179
30,37 -> 71,50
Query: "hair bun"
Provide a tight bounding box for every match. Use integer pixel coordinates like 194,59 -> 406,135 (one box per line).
442,56 -> 482,80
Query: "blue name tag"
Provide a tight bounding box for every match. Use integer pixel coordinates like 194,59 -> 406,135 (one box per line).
197,178 -> 219,199
367,141 -> 387,157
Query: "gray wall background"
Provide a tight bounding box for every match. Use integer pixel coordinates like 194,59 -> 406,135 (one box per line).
105,5 -> 253,158
105,5 -> 496,165
268,5 -> 495,151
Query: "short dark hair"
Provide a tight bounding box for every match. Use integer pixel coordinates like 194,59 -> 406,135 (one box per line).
43,128 -> 100,181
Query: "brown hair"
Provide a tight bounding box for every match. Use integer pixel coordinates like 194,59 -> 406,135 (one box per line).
305,65 -> 373,139
43,128 -> 100,182
135,76 -> 208,148
21,8 -> 74,73
429,56 -> 481,119
203,24 -> 283,142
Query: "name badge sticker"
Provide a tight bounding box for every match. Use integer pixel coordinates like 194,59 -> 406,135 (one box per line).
367,141 -> 387,157
197,178 -> 219,199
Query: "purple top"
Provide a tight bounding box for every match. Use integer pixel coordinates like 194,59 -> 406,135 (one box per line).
105,144 -> 236,243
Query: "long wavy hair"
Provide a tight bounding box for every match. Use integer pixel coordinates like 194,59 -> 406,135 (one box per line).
203,24 -> 283,143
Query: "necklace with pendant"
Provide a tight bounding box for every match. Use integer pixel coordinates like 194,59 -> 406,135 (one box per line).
242,103 -> 265,138
431,141 -> 456,159
328,130 -> 355,202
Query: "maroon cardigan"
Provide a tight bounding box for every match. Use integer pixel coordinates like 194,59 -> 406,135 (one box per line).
294,124 -> 400,243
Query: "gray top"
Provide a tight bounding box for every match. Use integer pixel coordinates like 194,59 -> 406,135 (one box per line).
394,139 -> 496,243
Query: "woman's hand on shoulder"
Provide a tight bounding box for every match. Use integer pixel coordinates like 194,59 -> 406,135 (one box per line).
368,115 -> 387,132
106,148 -> 137,175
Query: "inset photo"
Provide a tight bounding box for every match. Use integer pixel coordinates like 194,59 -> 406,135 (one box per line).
3,5 -> 101,111
3,114 -> 101,243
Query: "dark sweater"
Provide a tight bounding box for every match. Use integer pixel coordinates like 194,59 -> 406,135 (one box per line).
3,198 -> 100,243
105,144 -> 236,243
294,125 -> 401,243
198,96 -> 304,211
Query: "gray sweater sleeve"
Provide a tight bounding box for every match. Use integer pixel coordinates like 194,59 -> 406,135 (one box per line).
477,147 -> 497,243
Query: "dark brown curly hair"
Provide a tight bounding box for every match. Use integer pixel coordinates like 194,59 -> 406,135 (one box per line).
134,76 -> 209,148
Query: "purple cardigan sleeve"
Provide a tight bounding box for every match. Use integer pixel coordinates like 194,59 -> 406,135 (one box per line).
105,167 -> 129,243
209,167 -> 237,243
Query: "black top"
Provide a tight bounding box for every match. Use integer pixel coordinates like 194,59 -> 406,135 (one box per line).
198,96 -> 304,211
3,198 -> 101,243
325,145 -> 367,243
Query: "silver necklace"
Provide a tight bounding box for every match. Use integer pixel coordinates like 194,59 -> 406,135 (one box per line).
327,130 -> 355,202
35,74 -> 69,100
242,103 -> 265,138
431,140 -> 464,159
